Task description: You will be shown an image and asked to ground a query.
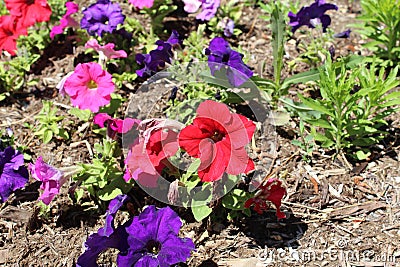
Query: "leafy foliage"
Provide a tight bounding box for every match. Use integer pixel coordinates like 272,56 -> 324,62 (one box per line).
353,0 -> 400,66
73,139 -> 132,206
294,56 -> 399,159
34,101 -> 69,144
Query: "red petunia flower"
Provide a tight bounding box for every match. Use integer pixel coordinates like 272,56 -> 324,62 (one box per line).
0,15 -> 27,56
244,178 -> 286,219
125,127 -> 179,187
5,0 -> 52,28
179,100 -> 256,182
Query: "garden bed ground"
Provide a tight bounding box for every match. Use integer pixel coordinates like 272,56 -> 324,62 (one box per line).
1,0 -> 400,266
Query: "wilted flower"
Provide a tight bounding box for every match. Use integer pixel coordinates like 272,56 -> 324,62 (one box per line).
5,0 -> 52,27
50,2 -> 79,39
244,178 -> 286,219
0,15 -> 27,56
93,113 -> 140,139
63,62 -> 115,112
218,17 -> 235,37
183,0 -> 220,21
136,30 -> 180,78
124,126 -> 179,187
29,157 -> 66,205
77,196 -> 195,267
334,29 -> 351,38
128,0 -> 154,9
80,0 -> 125,37
179,100 -> 255,182
205,37 -> 253,87
288,0 -> 338,33
0,146 -> 29,203
85,39 -> 127,60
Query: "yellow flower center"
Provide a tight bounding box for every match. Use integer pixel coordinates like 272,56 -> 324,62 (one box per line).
87,80 -> 97,89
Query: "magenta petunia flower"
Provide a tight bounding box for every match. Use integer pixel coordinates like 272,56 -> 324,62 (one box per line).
29,157 -> 66,205
128,0 -> 154,9
50,2 -> 79,39
85,39 -> 127,60
93,113 -> 140,139
63,62 -> 115,112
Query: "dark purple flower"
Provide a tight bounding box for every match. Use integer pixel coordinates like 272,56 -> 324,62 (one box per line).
98,194 -> 130,237
80,0 -> 125,37
77,194 -> 131,267
205,37 -> 253,87
136,30 -> 180,78
334,29 -> 351,38
197,0 -> 220,21
77,196 -> 195,267
0,146 -> 28,203
118,205 -> 195,266
288,0 -> 338,33
77,227 -> 130,267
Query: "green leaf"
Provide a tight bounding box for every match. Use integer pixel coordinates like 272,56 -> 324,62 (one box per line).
222,189 -> 251,210
281,68 -> 320,88
42,129 -> 53,144
69,108 -> 92,121
191,205 -> 212,222
271,2 -> 286,86
355,150 -> 371,160
297,94 -> 334,116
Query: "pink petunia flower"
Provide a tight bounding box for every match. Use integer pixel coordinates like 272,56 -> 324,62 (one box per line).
244,178 -> 287,219
29,157 -> 66,205
128,0 -> 154,9
124,119 -> 181,187
178,100 -> 255,182
5,0 -> 52,28
50,2 -> 79,39
93,113 -> 140,139
85,39 -> 127,60
63,62 -> 115,113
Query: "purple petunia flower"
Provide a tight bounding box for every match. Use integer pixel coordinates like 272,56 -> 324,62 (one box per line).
197,0 -> 220,21
334,29 -> 351,38
183,0 -> 220,21
77,195 -> 195,267
205,37 -> 253,87
0,146 -> 29,203
118,205 -> 195,266
80,0 -> 125,37
29,157 -> 66,205
136,30 -> 181,78
288,0 -> 338,33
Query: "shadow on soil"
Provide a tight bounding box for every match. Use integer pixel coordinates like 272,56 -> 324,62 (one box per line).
240,210 -> 308,249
